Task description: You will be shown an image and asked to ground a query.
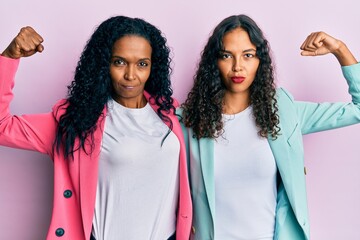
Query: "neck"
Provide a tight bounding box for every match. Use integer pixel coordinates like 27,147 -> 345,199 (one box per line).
114,95 -> 147,109
222,92 -> 250,114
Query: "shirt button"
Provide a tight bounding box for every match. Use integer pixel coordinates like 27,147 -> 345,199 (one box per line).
192,226 -> 196,234
55,228 -> 65,237
63,190 -> 72,198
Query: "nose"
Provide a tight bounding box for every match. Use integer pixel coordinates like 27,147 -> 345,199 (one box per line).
232,58 -> 243,72
124,65 -> 136,81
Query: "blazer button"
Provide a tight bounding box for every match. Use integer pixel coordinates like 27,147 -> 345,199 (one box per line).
55,228 -> 65,237
63,190 -> 72,198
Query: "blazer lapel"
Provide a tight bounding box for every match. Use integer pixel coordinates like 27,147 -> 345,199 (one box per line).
268,133 -> 294,192
79,108 -> 106,239
267,125 -> 302,222
198,137 -> 216,224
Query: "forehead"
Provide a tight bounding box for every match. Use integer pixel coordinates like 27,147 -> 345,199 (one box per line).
222,27 -> 256,51
112,35 -> 152,57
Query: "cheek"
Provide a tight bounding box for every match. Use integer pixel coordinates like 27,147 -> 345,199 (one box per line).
109,69 -> 121,87
217,61 -> 230,78
110,79 -> 118,91
251,61 -> 260,75
111,78 -> 117,88
109,67 -> 121,80
140,69 -> 151,83
244,63 -> 259,79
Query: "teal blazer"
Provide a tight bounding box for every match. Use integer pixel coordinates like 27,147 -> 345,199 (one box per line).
179,63 -> 360,240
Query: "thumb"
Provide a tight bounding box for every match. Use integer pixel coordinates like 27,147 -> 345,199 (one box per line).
301,50 -> 317,56
36,44 -> 44,53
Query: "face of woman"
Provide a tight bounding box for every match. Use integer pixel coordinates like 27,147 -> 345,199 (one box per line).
217,27 -> 260,99
110,35 -> 152,108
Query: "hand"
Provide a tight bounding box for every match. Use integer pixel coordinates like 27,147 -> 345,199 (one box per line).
300,31 -> 357,66
300,31 -> 341,56
1,26 -> 44,59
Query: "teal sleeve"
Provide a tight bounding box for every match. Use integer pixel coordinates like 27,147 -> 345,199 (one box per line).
295,62 -> 360,134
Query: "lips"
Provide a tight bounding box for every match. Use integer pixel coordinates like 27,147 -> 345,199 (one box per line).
231,76 -> 245,83
122,85 -> 136,89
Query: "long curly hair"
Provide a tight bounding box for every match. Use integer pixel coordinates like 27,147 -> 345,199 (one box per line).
55,16 -> 174,159
182,14 -> 280,139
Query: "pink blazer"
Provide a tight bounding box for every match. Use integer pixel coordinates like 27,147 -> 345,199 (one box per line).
0,56 -> 192,240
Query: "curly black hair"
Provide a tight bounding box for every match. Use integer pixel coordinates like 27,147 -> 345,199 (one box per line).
182,14 -> 280,139
55,16 -> 174,159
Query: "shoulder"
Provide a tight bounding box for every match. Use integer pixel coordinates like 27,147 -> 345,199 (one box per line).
51,99 -> 69,121
276,87 -> 295,102
145,91 -> 179,108
172,97 -> 179,108
175,105 -> 183,115
275,87 -> 299,110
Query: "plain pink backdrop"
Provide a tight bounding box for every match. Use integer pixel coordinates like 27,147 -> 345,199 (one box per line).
1,0 -> 359,239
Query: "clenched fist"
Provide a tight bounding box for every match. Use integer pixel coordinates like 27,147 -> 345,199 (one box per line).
2,26 -> 44,59
300,31 -> 357,66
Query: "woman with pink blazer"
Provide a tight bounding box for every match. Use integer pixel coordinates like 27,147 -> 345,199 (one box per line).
0,16 -> 192,240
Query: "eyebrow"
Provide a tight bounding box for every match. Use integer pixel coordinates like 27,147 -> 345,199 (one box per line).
111,56 -> 151,61
221,48 -> 257,54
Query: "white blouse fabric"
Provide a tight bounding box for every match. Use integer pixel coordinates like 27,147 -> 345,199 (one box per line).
214,106 -> 277,240
92,99 -> 180,240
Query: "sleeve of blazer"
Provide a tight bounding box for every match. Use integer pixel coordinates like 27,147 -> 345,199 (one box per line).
281,62 -> 360,135
0,56 -> 57,156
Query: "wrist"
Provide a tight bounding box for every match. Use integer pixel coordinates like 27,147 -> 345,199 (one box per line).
332,41 -> 347,57
332,41 -> 357,66
1,50 -> 13,59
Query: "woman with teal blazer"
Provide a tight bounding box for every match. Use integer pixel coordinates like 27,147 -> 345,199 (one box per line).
181,15 -> 360,240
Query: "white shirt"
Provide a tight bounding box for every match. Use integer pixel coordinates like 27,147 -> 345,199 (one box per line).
214,106 -> 277,240
92,99 -> 179,240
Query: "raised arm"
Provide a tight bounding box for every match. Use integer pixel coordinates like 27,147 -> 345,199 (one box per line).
289,32 -> 360,134
300,31 -> 357,66
0,27 -> 56,155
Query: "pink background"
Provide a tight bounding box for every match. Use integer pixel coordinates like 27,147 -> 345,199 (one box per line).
1,0 -> 359,239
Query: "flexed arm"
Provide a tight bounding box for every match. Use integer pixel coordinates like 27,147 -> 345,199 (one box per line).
2,26 -> 44,59
300,31 -> 357,66
0,27 -> 56,155
289,32 -> 360,134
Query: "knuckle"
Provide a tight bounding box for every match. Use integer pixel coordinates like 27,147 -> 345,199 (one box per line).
20,26 -> 29,32
19,26 -> 33,35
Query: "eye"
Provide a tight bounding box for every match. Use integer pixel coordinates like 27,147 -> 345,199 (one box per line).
244,53 -> 256,58
112,58 -> 126,66
220,53 -> 232,59
138,61 -> 149,67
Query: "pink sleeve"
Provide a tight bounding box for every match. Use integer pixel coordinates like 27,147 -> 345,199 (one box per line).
0,56 -> 57,157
